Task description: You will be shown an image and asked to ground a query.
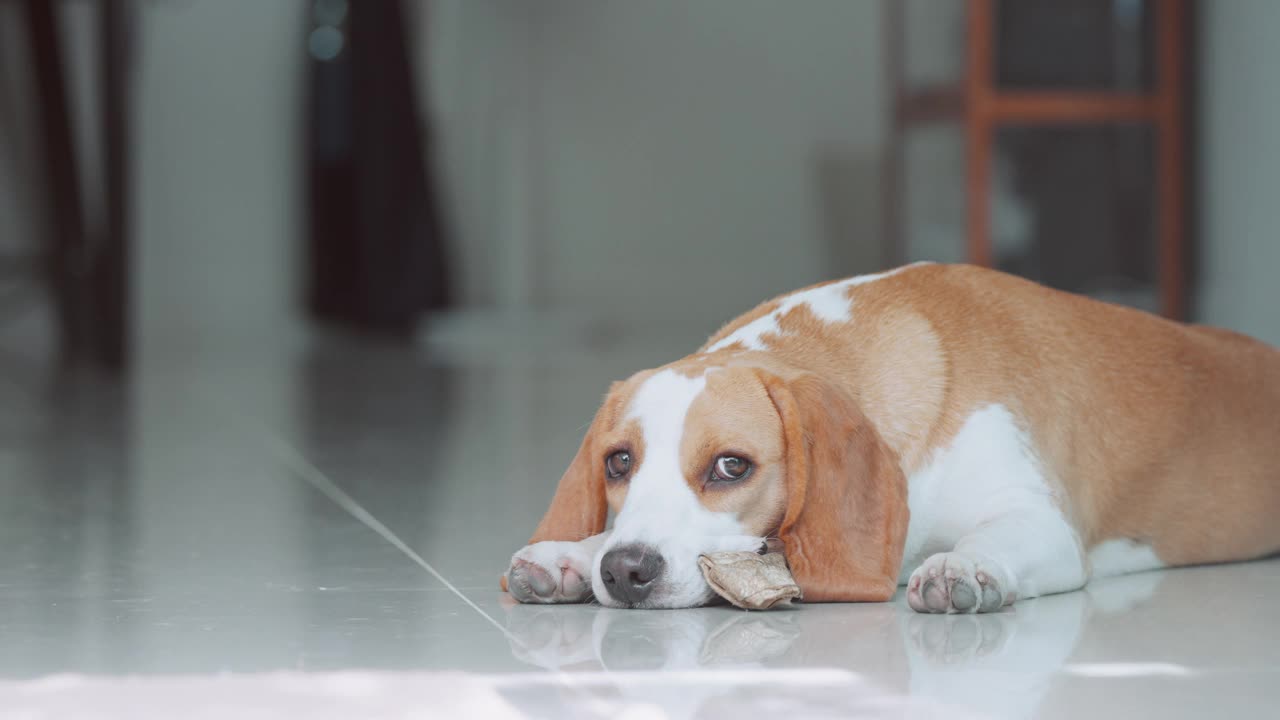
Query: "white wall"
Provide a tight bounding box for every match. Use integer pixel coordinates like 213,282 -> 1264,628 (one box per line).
427,0 -> 888,333
424,0 -> 541,313
1197,0 -> 1280,345
134,0 -> 306,363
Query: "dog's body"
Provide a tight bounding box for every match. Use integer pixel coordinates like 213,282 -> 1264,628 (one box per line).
505,263 -> 1280,612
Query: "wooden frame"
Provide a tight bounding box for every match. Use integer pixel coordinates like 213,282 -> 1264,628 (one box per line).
884,0 -> 1190,319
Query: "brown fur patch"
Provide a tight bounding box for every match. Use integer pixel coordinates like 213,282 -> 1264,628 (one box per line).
678,368 -> 788,535
703,299 -> 783,350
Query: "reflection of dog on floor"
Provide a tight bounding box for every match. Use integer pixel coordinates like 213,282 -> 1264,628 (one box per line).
502,604 -> 802,673
498,602 -> 939,719
502,572 -> 1165,719
505,263 -> 1280,613
904,571 -> 1165,719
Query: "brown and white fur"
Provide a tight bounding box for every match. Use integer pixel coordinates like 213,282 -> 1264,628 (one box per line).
503,263 -> 1280,612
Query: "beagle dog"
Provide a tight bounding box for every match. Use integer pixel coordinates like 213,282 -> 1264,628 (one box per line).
503,263 -> 1280,612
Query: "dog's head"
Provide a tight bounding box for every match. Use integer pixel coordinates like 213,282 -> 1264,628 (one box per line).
524,361 -> 909,608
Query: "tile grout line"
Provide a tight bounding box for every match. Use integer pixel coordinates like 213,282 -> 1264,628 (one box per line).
258,433 -> 525,647
219,403 -> 617,715
259,432 -> 623,715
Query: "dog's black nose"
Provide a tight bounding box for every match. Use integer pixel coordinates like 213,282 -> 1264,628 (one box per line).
599,544 -> 665,605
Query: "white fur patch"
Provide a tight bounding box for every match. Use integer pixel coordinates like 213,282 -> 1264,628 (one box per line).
1088,539 -> 1165,578
899,404 -> 1087,601
705,263 -> 929,352
593,369 -> 761,608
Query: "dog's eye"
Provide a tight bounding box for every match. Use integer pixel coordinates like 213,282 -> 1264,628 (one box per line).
605,451 -> 632,479
711,455 -> 751,482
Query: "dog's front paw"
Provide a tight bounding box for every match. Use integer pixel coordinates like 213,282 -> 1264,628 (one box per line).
506,541 -> 596,604
907,552 -> 1010,614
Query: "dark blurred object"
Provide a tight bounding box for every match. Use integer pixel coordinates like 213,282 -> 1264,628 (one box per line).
997,125 -> 1155,306
304,0 -> 451,337
17,0 -> 132,371
885,0 -> 1193,319
996,0 -> 1155,90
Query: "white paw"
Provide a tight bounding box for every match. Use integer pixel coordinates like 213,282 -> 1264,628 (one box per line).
506,541 -> 596,604
907,551 -> 1011,614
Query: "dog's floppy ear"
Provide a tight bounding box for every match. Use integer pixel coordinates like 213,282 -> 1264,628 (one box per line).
500,387 -> 617,592
758,371 -> 909,602
526,424 -> 609,545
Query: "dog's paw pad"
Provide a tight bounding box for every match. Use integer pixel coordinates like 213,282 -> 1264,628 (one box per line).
907,552 -> 1008,614
507,542 -> 594,604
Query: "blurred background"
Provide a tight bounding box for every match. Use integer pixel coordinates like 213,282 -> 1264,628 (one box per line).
2,0 -> 1278,378
1,0 -> 1280,679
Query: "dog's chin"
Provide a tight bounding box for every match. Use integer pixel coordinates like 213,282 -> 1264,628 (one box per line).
593,583 -> 720,610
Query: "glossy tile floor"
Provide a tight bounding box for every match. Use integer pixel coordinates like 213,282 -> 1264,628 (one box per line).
1,333 -> 1278,718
